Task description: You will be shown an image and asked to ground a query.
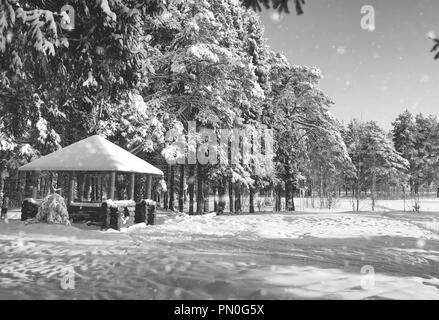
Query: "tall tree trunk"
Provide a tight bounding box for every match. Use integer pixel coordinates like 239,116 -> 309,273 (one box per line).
213,187 -> 218,212
371,172 -> 376,211
169,165 -> 175,211
196,164 -> 203,215
163,186 -> 168,210
163,166 -> 168,209
178,164 -> 185,213
274,185 -> 281,212
0,165 -> 6,204
203,168 -> 209,213
249,187 -> 255,213
280,185 -> 283,211
414,182 -> 420,212
356,186 -> 360,212
228,179 -> 234,214
218,177 -> 227,214
234,183 -> 241,214
285,180 -> 290,211
188,164 -> 195,215
291,185 -> 296,211
403,186 -> 406,212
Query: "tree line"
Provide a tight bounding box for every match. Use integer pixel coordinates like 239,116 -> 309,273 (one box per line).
0,1 -> 437,213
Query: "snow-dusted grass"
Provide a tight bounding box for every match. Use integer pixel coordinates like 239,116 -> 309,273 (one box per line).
1,210 -> 439,299
297,197 -> 439,213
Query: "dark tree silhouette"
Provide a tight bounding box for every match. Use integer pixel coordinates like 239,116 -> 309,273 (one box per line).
431,38 -> 439,60
242,0 -> 305,14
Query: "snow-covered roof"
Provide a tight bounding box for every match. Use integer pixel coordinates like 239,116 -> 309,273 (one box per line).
18,135 -> 164,175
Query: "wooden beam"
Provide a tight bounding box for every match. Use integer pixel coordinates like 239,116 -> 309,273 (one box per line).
109,172 -> 116,200
146,174 -> 152,199
87,174 -> 92,200
31,185 -> 37,199
79,173 -> 85,201
67,172 -> 74,205
18,171 -> 25,204
93,175 -> 98,201
128,173 -> 135,200
99,175 -> 103,201
31,172 -> 39,199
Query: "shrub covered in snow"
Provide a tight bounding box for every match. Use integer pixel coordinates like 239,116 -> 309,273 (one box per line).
36,193 -> 70,225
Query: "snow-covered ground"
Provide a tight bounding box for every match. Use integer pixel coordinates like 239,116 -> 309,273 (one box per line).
296,197 -> 439,213
1,209 -> 439,299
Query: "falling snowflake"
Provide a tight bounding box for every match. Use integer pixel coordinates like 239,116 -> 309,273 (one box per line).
270,12 -> 283,22
380,85 -> 388,92
416,239 -> 426,248
366,24 -> 375,32
336,46 -> 346,55
420,74 -> 430,83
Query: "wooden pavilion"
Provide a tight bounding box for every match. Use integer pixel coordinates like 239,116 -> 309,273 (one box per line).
18,135 -> 164,211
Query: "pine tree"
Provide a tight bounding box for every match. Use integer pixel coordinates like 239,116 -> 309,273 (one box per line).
345,120 -> 409,211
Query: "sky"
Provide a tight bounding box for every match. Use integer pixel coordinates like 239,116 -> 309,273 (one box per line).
258,0 -> 439,130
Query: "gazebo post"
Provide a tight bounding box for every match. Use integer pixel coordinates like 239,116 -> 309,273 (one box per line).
146,174 -> 152,199
67,172 -> 74,205
18,171 -> 25,204
79,173 -> 85,201
98,175 -> 103,201
109,172 -> 116,200
93,175 -> 98,201
31,172 -> 39,199
128,173 -> 135,200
